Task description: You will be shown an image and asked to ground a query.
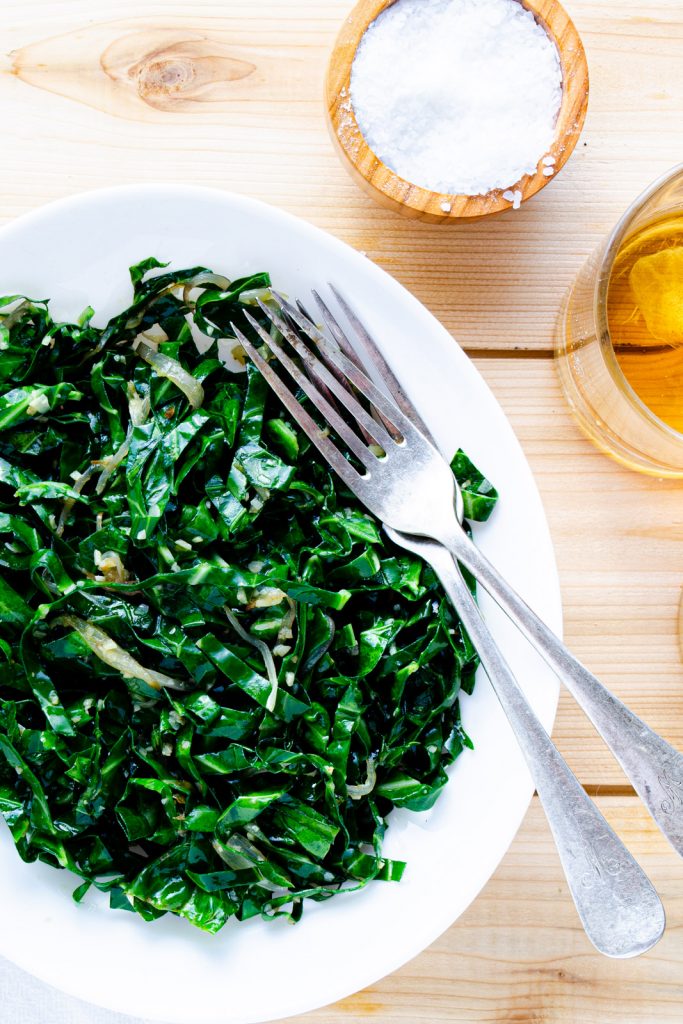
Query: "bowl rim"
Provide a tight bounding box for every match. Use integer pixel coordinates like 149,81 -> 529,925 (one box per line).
326,0 -> 590,222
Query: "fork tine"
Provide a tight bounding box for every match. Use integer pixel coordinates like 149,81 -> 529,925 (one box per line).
278,291 -> 356,398
272,291 -> 324,343
242,311 -> 382,467
273,290 -> 333,354
295,298 -> 316,325
255,301 -> 397,451
324,289 -> 464,521
311,290 -> 358,361
277,286 -> 432,447
309,291 -> 404,444
277,291 -> 384,448
269,303 -> 423,448
230,323 -> 363,492
327,284 -> 434,444
281,297 -> 342,415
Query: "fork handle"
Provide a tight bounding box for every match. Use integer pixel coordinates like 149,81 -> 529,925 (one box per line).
443,523 -> 683,858
412,537 -> 664,958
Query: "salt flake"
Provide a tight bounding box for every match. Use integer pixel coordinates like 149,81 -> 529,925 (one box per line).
350,0 -> 562,196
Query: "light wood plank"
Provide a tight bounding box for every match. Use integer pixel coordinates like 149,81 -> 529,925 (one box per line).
288,796 -> 683,1024
474,356 -> 683,784
1,1 -> 683,348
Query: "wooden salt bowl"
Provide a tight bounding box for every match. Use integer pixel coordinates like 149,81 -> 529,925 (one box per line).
326,0 -> 589,223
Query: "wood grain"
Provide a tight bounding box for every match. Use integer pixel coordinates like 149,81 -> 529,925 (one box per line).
287,796 -> 683,1024
326,0 -> 589,222
474,357 -> 683,784
9,23 -> 318,119
2,0 -> 683,349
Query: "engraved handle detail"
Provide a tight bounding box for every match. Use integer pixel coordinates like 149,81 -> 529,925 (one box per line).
389,531 -> 665,959
658,756 -> 683,816
445,524 -> 683,859
578,835 -> 624,891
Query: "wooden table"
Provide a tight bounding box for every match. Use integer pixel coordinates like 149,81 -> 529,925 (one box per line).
2,1 -> 683,1020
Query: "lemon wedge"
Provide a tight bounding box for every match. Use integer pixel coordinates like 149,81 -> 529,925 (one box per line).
629,246 -> 683,345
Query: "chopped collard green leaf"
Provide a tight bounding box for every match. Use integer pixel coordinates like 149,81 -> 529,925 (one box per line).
0,261 -> 497,932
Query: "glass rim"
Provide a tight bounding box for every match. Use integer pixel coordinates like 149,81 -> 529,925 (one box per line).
595,162 -> 683,444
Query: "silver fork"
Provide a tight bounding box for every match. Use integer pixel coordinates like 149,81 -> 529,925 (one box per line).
231,302 -> 665,959
284,289 -> 683,860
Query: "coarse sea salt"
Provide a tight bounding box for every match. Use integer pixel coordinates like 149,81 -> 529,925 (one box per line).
502,188 -> 523,210
350,0 -> 563,197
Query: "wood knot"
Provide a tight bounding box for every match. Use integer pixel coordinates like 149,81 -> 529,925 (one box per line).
136,58 -> 195,99
9,22 -> 312,122
102,32 -> 257,111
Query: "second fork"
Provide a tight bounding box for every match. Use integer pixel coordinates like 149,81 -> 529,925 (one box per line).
232,300 -> 666,958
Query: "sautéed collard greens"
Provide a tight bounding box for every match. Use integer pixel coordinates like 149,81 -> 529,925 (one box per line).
0,260 -> 497,932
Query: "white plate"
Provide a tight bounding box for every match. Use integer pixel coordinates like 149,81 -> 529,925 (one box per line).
0,186 -> 561,1024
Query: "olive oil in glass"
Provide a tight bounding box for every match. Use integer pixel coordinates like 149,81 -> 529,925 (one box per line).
556,165 -> 683,478
607,213 -> 683,435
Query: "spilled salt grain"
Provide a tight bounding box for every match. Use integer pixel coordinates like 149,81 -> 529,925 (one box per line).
440,201 -> 452,213
350,0 -> 562,196
542,154 -> 557,166
502,189 -> 523,210
542,167 -> 555,176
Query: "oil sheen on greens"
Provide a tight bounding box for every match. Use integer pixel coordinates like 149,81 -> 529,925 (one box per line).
0,260 -> 497,933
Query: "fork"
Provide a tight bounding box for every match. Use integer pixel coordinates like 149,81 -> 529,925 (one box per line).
231,302 -> 665,958
281,288 -> 683,863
